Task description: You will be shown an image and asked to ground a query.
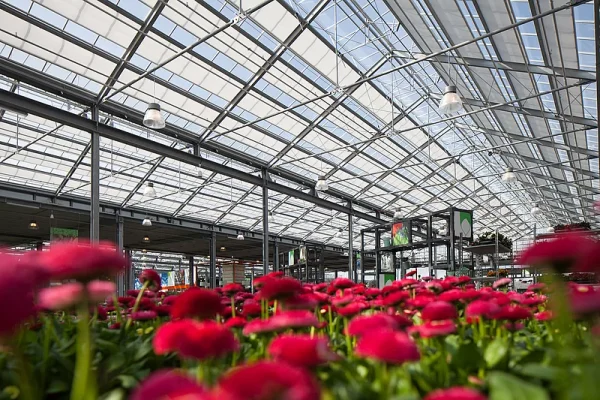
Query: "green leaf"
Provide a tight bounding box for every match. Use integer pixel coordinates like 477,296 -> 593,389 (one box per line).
516,363 -> 561,381
46,379 -> 69,394
116,375 -> 138,389
488,371 -> 550,400
106,353 -> 126,374
100,388 -> 126,400
451,341 -> 483,372
485,338 -> 508,368
134,340 -> 153,361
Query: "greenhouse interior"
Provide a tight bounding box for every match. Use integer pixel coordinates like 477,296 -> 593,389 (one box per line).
0,0 -> 599,398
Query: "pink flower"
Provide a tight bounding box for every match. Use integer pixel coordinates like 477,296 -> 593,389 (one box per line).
154,320 -> 239,360
492,278 -> 512,289
139,269 -> 162,292
331,278 -> 355,290
130,311 -> 158,321
413,320 -> 456,338
517,234 -> 595,272
224,317 -> 247,329
170,288 -> 223,320
336,302 -> 368,318
242,310 -> 319,335
347,314 -> 399,337
465,300 -> 499,321
424,387 -> 487,400
40,240 -> 128,281
355,330 -> 420,364
258,277 -> 303,300
267,334 -> 340,367
87,280 -> 116,303
131,370 -> 206,400
38,283 -> 84,310
215,361 -> 320,400
222,283 -> 245,296
421,301 -> 457,322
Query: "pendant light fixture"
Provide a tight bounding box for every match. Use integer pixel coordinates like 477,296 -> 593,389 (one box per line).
143,235 -> 150,243
393,208 -> 402,220
546,226 -> 555,234
142,217 -> 152,227
268,211 -> 276,224
315,175 -> 329,192
143,182 -> 157,198
28,220 -> 38,230
236,232 -> 244,241
501,167 -> 517,183
334,228 -> 343,238
531,203 -> 541,216
438,85 -> 463,114
143,103 -> 165,129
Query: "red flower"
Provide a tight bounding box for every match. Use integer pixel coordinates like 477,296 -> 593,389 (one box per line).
405,270 -> 417,277
388,313 -> 414,328
155,305 -> 171,317
154,320 -> 239,360
438,289 -> 463,303
465,300 -> 499,321
267,334 -> 340,367
355,330 -> 420,364
517,234 -> 595,272
421,301 -> 457,322
242,310 -> 319,335
170,288 -> 223,320
458,276 -> 472,285
242,300 -> 262,317
131,370 -> 206,400
364,288 -> 381,298
331,294 -> 356,307
139,269 -> 162,291
285,294 -> 320,310
40,240 -> 128,281
331,277 -> 355,290
96,306 -> 108,321
492,278 -> 512,289
406,294 -> 434,309
527,283 -> 546,293
215,361 -> 320,400
569,285 -> 600,316
258,277 -> 302,300
492,305 -> 532,321
223,283 -> 245,296
108,322 -> 121,330
413,320 -> 456,338
38,283 -> 84,310
118,296 -> 136,306
313,283 -> 329,292
224,317 -> 247,329
425,281 -> 444,293
131,311 -> 157,321
127,290 -> 139,297
394,278 -> 419,289
382,291 -> 410,307
336,302 -> 368,318
138,298 -> 157,311
347,314 -> 399,337
424,387 -> 487,400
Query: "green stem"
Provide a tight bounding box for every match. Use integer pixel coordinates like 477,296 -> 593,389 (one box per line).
343,318 -> 352,355
126,281 -> 150,330
13,343 -> 36,400
230,297 -> 236,318
71,298 -> 96,400
40,315 -> 53,392
113,294 -> 123,324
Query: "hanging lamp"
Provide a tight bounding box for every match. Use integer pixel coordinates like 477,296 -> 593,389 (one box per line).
393,208 -> 402,220
142,217 -> 152,227
334,228 -> 343,238
28,220 -> 38,230
546,226 -> 555,234
143,182 -> 157,198
531,203 -> 541,216
143,235 -> 150,243
315,176 -> 329,192
268,211 -> 276,224
438,85 -> 463,114
236,232 -> 244,241
143,103 -> 165,129
501,167 -> 517,183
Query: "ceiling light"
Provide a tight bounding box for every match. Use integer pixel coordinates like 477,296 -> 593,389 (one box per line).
28,220 -> 38,230
315,176 -> 329,192
220,246 -> 226,251
50,211 -> 54,219
501,167 -> 517,183
143,182 -> 157,198
143,103 -> 165,129
531,203 -> 541,216
438,85 -> 463,114
236,232 -> 244,240
268,211 -> 276,224
393,208 -> 402,220
142,217 -> 152,227
546,226 -> 555,234
334,228 -> 343,238
143,236 -> 150,243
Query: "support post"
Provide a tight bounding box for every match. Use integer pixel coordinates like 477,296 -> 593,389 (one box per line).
348,203 -> 354,282
495,229 -> 499,280
210,231 -> 217,288
448,208 -> 455,274
116,215 -> 124,296
319,245 -> 325,283
596,0 -> 600,185
90,106 -> 100,243
126,249 -> 134,290
427,214 -> 433,277
374,212 -> 381,287
274,241 -> 279,272
188,256 -> 195,287
262,172 -> 269,276
360,230 -> 365,284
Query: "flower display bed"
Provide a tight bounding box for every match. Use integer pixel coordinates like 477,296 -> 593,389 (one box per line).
1,235 -> 600,399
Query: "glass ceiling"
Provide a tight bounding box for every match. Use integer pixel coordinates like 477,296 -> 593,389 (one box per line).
0,0 -> 597,249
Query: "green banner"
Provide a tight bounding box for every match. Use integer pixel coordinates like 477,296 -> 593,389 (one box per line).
454,211 -> 472,238
50,227 -> 78,242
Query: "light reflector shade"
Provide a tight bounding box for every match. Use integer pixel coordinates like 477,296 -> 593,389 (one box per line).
393,208 -> 402,220
501,167 -> 517,183
143,182 -> 157,198
315,176 -> 328,191
236,233 -> 244,240
531,204 -> 541,216
438,85 -> 463,114
142,218 -> 152,227
143,103 -> 165,129
546,226 -> 555,233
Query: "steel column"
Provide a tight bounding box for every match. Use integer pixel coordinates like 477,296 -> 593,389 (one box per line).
210,231 -> 217,288
116,215 -> 125,295
188,256 -> 195,287
374,211 -> 381,288
596,0 -> 600,180
90,106 -> 100,243
274,241 -> 280,272
262,175 -> 269,275
360,230 -> 365,284
348,205 -> 354,282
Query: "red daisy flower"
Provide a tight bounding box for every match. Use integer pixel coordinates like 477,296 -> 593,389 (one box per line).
413,320 -> 456,338
517,234 -> 595,272
355,330 -> 420,364
491,305 -> 532,321
131,370 -> 207,400
170,288 -> 223,320
267,334 -> 340,367
222,283 -> 245,296
346,314 -> 398,337
139,269 -> 162,292
421,301 -> 457,322
424,387 -> 487,400
130,311 -> 158,321
258,277 -> 303,300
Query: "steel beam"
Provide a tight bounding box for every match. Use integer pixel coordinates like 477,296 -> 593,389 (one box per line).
0,88 -> 384,224
596,0 -> 600,184
116,215 -> 125,295
262,172 -> 270,275
390,50 -> 595,81
348,203 -> 354,282
198,0 -> 331,142
210,231 -> 217,288
90,106 -> 100,243
96,0 -> 168,102
55,141 -> 91,196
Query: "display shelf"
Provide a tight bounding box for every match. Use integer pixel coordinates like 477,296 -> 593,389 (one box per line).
464,243 -> 511,255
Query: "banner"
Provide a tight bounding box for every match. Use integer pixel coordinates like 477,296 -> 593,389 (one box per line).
391,222 -> 409,246
50,227 -> 78,242
288,249 -> 295,265
453,211 -> 472,238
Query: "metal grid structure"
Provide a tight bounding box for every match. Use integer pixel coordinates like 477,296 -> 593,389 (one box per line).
0,0 -> 597,258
